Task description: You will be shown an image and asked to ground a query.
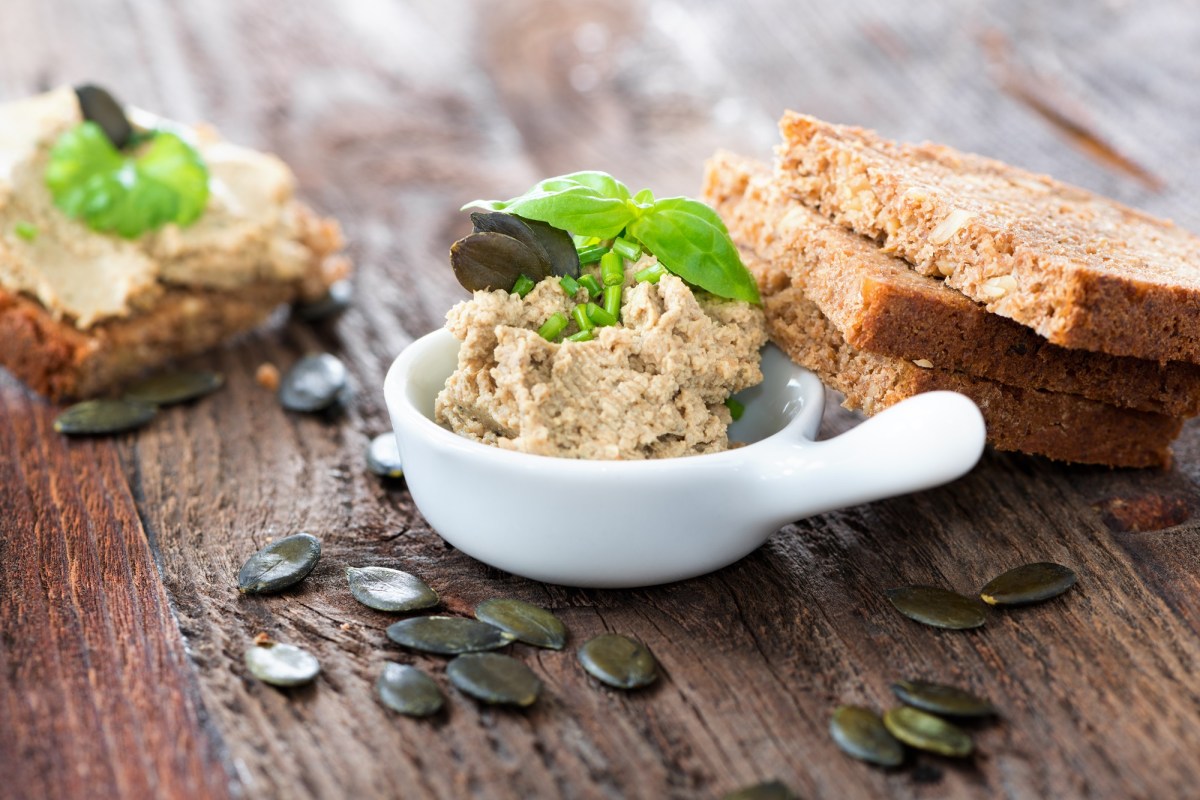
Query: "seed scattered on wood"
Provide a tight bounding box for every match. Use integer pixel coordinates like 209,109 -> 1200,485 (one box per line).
886,585 -> 987,630
244,641 -> 320,687
376,662 -> 443,717
447,653 -> 542,707
981,562 -> 1077,606
255,362 -> 281,391
386,616 -> 515,655
279,353 -> 348,413
346,566 -> 437,612
237,533 -> 321,594
366,433 -> 404,479
578,633 -> 658,689
295,279 -> 353,321
830,705 -> 905,767
891,679 -> 996,718
75,84 -> 133,148
720,780 -> 798,800
883,706 -> 974,758
124,370 -> 224,406
475,598 -> 567,650
53,399 -> 157,436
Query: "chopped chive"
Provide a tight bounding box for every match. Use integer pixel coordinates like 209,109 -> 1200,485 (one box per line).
612,237 -> 641,261
586,302 -> 617,327
566,330 -> 594,343
635,263 -> 666,283
578,244 -> 608,265
601,252 -> 624,287
603,284 -> 621,319
14,221 -> 37,242
560,275 -> 581,297
537,312 -> 568,341
572,304 -> 594,332
725,397 -> 745,421
578,274 -> 602,298
512,274 -> 535,297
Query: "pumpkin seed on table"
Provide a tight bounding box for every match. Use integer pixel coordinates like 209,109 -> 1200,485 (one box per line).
377,662 -> 443,717
237,533 -> 321,594
278,353 -> 348,412
578,633 -> 658,689
124,370 -> 224,406
721,780 -> 799,800
347,566 -> 438,612
245,641 -> 320,687
54,399 -> 157,436
883,706 -> 974,758
981,562 -> 1077,606
366,433 -> 404,479
829,706 -> 905,767
447,653 -> 542,707
386,616 -> 514,655
75,84 -> 133,148
886,586 -> 987,630
891,679 -> 996,718
474,598 -> 567,650
295,279 -> 353,321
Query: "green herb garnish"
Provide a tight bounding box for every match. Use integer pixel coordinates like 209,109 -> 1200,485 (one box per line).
44,121 -> 209,239
572,304 -> 594,332
577,243 -> 608,265
512,274 -> 535,298
565,330 -> 594,343
578,274 -> 602,298
537,312 -> 569,341
600,251 -> 624,287
586,302 -> 617,327
603,284 -> 621,318
725,397 -> 745,421
559,275 -> 581,297
612,236 -> 641,261
635,263 -> 666,284
463,171 -> 761,305
14,221 -> 38,242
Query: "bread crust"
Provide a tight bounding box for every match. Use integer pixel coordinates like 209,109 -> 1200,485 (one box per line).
775,112 -> 1200,364
705,151 -> 1200,417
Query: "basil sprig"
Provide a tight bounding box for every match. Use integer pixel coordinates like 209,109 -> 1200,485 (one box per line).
463,171 -> 760,304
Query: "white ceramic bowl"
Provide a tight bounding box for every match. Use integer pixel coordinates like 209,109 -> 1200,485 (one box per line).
384,329 -> 985,587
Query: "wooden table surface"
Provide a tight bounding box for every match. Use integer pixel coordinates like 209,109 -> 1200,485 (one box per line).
4,1 -> 1200,798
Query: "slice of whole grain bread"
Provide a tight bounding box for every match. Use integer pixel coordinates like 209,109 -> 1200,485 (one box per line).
775,111 -> 1200,364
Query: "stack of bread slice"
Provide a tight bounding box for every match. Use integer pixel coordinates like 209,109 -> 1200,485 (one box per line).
704,113 -> 1200,467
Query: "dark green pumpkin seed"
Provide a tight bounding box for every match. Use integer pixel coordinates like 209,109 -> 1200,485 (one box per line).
891,679 -> 996,718
450,231 -> 550,293
886,586 -> 987,630
75,84 -> 133,149
447,652 -> 542,707
475,598 -> 567,650
578,633 -> 657,689
279,354 -> 347,412
295,279 -> 353,321
386,616 -> 514,655
347,566 -> 437,612
54,398 -> 157,435
237,533 -> 321,594
376,662 -> 443,716
721,781 -> 798,800
883,706 -> 973,758
366,433 -> 404,479
244,641 -> 320,687
470,212 -> 580,279
124,370 -> 224,406
981,562 -> 1077,606
829,705 -> 905,767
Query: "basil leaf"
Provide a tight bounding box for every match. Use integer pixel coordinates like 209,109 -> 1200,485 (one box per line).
632,187 -> 655,206
552,171 -> 632,201
628,197 -> 761,304
461,171 -> 637,239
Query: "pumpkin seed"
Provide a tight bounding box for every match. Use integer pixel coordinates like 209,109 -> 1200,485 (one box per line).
279,354 -> 348,412
75,84 -> 133,149
470,212 -> 580,279
376,662 -> 443,716
721,780 -> 799,800
244,641 -> 320,687
124,370 -> 224,406
885,586 -> 987,630
829,706 -> 904,767
295,279 -> 353,322
447,652 -> 542,707
347,566 -> 438,612
578,633 -> 658,689
891,679 -> 996,718
237,533 -> 321,594
386,616 -> 515,655
475,598 -> 567,650
883,706 -> 973,758
366,433 -> 404,479
54,398 -> 157,436
980,562 -> 1077,606
450,231 -> 550,293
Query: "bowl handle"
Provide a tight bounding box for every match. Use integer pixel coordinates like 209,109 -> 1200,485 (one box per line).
758,391 -> 986,524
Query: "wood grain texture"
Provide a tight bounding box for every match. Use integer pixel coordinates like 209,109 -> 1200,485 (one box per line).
4,0 -> 1200,798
